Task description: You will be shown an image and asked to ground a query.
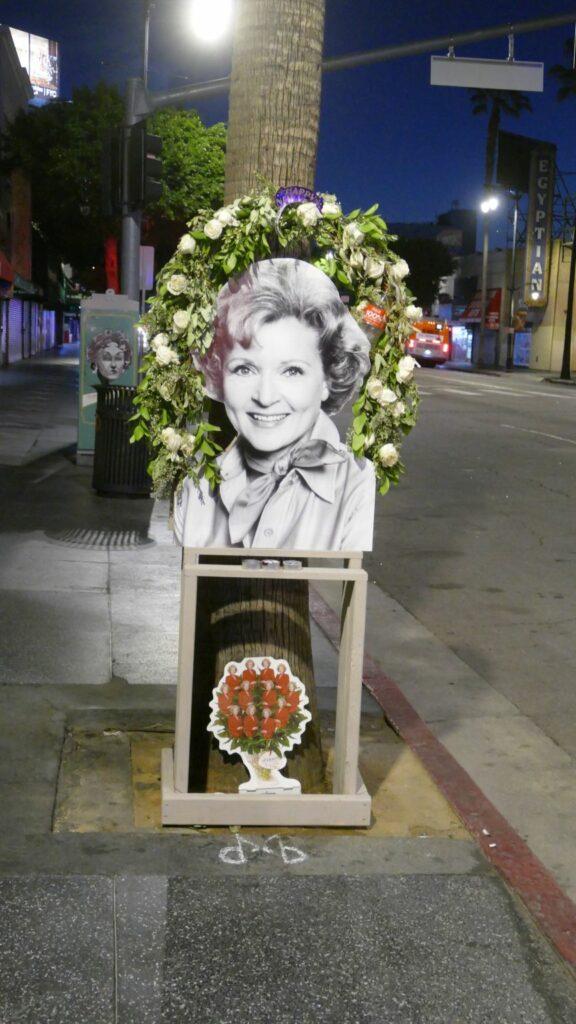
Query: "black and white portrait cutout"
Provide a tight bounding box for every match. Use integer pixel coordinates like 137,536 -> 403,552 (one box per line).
87,330 -> 132,382
173,258 -> 376,551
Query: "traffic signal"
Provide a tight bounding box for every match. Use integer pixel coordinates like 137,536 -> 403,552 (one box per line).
128,121 -> 163,209
101,128 -> 123,217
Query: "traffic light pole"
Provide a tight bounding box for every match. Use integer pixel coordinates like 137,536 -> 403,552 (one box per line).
121,79 -> 143,301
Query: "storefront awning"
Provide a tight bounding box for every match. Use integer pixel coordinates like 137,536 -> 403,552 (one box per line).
460,288 -> 502,330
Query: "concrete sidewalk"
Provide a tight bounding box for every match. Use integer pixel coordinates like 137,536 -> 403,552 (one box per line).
1,347 -> 576,1022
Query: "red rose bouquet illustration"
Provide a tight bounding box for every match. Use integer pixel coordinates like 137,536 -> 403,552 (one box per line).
207,656 -> 311,794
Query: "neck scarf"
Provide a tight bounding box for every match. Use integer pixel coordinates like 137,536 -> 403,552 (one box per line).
227,437 -> 346,545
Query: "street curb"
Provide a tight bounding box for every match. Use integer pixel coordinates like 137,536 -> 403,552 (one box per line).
309,587 -> 576,970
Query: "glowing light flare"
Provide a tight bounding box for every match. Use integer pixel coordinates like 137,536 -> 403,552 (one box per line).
188,0 -> 234,43
480,195 -> 500,214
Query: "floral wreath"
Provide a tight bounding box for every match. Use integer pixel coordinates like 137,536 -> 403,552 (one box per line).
133,185 -> 421,497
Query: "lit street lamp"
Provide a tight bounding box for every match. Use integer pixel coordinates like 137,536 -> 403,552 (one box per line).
475,191 -> 500,368
121,0 -> 234,300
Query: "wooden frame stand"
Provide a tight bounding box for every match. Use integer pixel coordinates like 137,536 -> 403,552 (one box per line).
161,547 -> 371,827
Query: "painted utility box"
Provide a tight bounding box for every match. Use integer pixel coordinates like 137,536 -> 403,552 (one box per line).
78,293 -> 140,457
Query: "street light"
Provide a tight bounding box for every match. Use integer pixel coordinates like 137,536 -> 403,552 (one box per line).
121,0 -> 234,300
476,192 -> 500,368
188,0 -> 234,43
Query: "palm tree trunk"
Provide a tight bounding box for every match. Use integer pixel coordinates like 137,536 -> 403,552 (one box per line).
190,0 -> 328,795
484,104 -> 500,187
224,0 -> 325,200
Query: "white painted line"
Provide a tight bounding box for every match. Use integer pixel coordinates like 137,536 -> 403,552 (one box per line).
426,375 -> 576,400
501,423 -> 576,446
439,388 -> 481,396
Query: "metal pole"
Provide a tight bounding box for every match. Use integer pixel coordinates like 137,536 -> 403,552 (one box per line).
560,227 -> 576,381
476,211 -> 490,367
143,1 -> 153,88
120,78 -> 142,301
506,195 -> 519,371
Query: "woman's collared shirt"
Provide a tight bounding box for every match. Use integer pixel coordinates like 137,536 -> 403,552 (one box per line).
174,412 -> 375,552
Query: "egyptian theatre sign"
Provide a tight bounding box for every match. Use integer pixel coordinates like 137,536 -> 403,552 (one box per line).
524,146 -> 556,309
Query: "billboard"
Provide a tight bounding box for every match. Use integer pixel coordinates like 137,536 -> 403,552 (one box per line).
9,27 -> 59,98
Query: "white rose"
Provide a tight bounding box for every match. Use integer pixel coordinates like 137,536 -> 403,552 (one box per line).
204,219 -> 224,240
166,274 -> 188,296
396,355 -> 419,383
377,387 -> 398,406
159,383 -> 172,402
297,202 -> 322,227
389,258 -> 410,280
366,377 -> 384,400
344,222 -> 365,247
161,427 -> 183,453
365,256 -> 387,280
173,309 -> 191,332
322,200 -> 342,217
392,400 -> 406,420
378,443 -> 399,467
179,433 -> 197,457
215,206 -> 238,226
150,332 -> 169,352
349,250 -> 365,270
155,344 -> 179,367
177,234 -> 196,254
405,304 -> 423,320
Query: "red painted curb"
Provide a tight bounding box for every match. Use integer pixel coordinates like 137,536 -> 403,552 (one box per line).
309,587 -> 576,968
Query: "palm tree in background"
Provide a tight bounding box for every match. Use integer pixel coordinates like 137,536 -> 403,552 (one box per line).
469,89 -> 533,187
550,37 -> 576,100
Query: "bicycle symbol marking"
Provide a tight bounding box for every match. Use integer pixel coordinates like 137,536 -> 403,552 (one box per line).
218,833 -> 308,866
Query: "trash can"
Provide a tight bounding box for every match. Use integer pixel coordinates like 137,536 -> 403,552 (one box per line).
92,385 -> 151,497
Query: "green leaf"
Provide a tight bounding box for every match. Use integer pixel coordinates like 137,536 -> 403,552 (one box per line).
351,433 -> 365,453
353,413 -> 367,434
378,477 -> 391,495
363,203 -> 379,216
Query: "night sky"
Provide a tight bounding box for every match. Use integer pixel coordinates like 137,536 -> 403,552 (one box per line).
3,0 -> 576,239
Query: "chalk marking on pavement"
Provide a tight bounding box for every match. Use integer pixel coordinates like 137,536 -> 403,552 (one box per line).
262,834 -> 308,864
501,423 -> 576,446
219,834 -> 307,866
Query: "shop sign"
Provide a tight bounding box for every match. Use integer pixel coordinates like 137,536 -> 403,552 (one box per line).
460,289 -> 501,329
524,147 -> 556,308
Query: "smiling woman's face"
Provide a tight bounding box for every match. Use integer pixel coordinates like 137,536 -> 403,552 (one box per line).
222,317 -> 329,453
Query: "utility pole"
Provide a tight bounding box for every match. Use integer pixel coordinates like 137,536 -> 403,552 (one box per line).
560,227 -> 576,381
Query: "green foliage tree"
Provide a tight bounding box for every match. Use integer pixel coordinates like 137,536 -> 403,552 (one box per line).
148,108 -> 226,221
390,237 -> 454,311
1,84 -> 225,286
468,88 -> 533,187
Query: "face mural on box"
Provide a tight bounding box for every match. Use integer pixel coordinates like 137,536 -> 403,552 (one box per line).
208,656 -> 312,794
87,328 -> 133,383
174,258 -> 376,552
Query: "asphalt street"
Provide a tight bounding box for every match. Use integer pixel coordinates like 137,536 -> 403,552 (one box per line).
368,368 -> 576,761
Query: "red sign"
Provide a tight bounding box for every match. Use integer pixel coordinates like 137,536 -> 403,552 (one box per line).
460,289 -> 501,329
362,304 -> 387,329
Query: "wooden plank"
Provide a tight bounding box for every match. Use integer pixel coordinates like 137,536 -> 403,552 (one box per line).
184,565 -> 364,583
333,574 -> 368,795
161,749 -> 371,827
173,562 -> 198,792
183,546 -> 363,561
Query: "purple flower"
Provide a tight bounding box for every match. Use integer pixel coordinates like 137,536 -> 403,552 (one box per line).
275,186 -> 324,213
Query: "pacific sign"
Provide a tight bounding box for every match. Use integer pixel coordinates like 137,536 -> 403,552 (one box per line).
524,147 -> 556,308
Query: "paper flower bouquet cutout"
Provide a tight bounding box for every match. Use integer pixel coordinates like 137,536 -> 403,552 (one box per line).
207,656 -> 312,794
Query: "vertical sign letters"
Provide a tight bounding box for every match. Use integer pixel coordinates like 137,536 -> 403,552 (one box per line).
524,147 -> 556,308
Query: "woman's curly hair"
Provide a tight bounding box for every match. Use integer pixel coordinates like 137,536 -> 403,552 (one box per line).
200,259 -> 370,414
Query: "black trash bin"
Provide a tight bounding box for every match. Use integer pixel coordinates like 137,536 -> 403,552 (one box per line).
92,385 -> 151,497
